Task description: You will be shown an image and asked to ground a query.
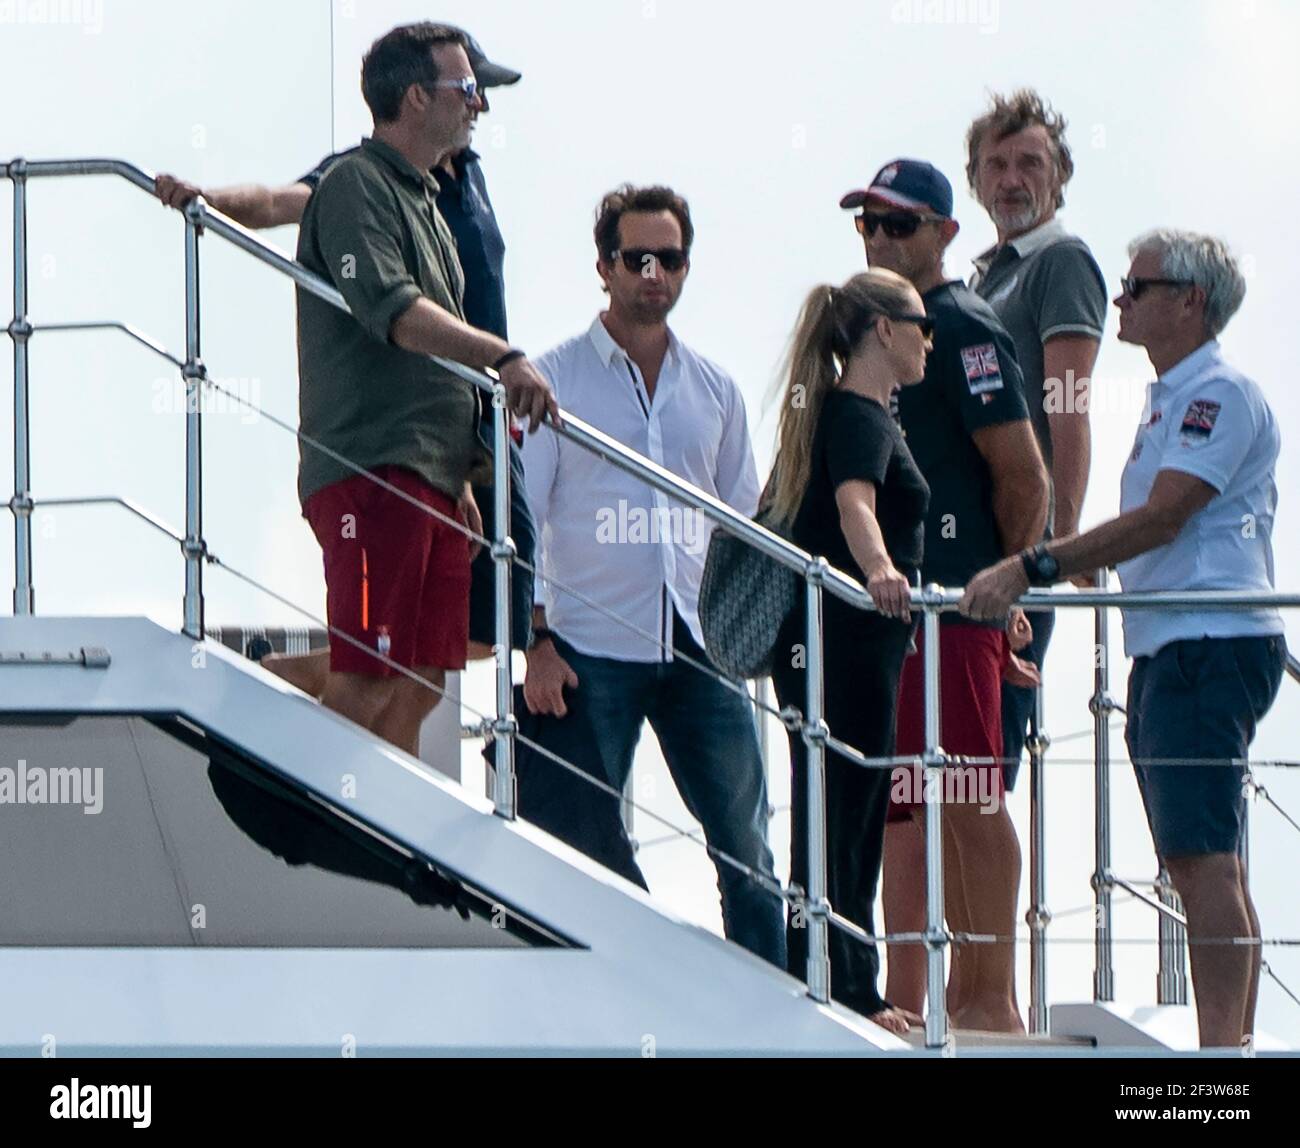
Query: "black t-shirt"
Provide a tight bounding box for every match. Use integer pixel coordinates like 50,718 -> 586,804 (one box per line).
896,281 -> 1030,595
791,390 -> 929,584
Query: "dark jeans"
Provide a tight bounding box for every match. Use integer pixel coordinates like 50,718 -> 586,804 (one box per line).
557,612 -> 786,968
1000,607 -> 1055,790
469,425 -> 535,650
486,681 -> 646,889
771,597 -> 916,1016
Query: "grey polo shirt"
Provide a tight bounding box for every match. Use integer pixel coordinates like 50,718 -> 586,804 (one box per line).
295,136 -> 480,508
971,217 -> 1107,476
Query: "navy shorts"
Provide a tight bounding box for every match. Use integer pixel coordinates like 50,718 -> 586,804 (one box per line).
468,427 -> 536,651
1125,634 -> 1285,858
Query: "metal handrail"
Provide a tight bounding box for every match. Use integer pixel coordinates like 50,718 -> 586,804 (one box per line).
7,155 -> 1297,1051
30,496 -> 185,545
10,160 -> 1296,609
29,321 -> 184,369
3,157 -> 878,611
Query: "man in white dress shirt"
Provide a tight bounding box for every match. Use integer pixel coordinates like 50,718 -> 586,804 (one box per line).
520,185 -> 784,966
959,230 -> 1285,1048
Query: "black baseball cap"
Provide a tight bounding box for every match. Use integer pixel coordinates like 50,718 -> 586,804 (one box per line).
839,159 -> 953,217
457,27 -> 522,87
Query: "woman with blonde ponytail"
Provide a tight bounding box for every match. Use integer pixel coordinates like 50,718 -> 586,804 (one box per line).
767,269 -> 932,1034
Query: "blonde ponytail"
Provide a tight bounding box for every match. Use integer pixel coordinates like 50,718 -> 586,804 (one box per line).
764,269 -> 915,528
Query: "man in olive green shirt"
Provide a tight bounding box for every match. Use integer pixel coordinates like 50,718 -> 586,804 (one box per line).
296,22 -> 556,755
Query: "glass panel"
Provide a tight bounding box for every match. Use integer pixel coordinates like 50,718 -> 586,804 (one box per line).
0,715 -> 558,948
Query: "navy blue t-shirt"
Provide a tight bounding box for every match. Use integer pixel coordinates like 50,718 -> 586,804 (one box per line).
896,281 -> 1031,595
299,146 -> 508,341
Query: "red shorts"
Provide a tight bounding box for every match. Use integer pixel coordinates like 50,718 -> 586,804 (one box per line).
304,465 -> 470,677
889,623 -> 1007,821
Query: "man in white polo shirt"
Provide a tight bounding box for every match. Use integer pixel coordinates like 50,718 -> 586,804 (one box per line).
958,229 -> 1285,1048
519,184 -> 784,968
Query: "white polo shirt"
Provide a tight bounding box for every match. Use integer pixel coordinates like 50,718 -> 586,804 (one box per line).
1117,339 -> 1283,658
523,315 -> 760,662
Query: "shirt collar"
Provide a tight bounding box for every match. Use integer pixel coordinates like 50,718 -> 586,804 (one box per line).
440,148 -> 479,184
587,314 -> 682,371
361,136 -> 439,192
973,216 -> 1069,274
1154,339 -> 1222,394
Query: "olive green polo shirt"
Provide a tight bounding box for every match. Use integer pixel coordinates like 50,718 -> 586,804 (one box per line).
295,136 -> 481,507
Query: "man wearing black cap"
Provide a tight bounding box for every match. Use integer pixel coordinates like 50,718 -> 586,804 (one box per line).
840,159 -> 1048,1031
154,25 -> 537,683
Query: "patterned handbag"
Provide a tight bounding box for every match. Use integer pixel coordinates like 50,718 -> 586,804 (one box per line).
698,507 -> 799,680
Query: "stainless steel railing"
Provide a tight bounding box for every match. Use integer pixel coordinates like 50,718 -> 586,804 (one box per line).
6,156 -> 1299,1049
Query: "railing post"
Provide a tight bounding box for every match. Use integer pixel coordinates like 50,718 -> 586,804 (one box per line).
753,676 -> 775,832
9,158 -> 34,615
1027,678 -> 1051,1033
490,383 -> 517,819
181,201 -> 206,640
802,560 -> 831,1004
1091,568 -> 1115,1002
921,585 -> 949,1050
1156,866 -> 1189,1004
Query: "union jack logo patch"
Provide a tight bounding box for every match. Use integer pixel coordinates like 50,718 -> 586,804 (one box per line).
1180,398 -> 1221,441
961,342 -> 1004,395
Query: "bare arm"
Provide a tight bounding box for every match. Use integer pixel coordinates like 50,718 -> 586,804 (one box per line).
1048,469 -> 1217,575
154,174 -> 311,229
1043,334 -> 1100,538
389,299 -> 559,432
970,419 -> 1050,554
835,480 -> 912,620
958,469 -> 1218,621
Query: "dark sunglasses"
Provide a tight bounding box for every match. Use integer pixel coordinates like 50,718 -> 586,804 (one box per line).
854,211 -> 945,239
613,247 -> 689,274
1120,276 -> 1193,300
888,312 -> 935,339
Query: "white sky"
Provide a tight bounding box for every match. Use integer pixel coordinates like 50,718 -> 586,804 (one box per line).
2,0 -> 1299,1044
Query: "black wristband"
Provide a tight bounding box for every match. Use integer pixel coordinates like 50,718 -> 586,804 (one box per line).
492,348 -> 526,372
528,626 -> 554,650
1019,543 -> 1061,587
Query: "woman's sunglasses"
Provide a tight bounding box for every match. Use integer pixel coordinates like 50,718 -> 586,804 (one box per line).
888,312 -> 935,339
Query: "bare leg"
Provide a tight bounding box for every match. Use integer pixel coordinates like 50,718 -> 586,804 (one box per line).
1242,865 -> 1262,1040
466,640 -> 495,662
884,812 -> 978,1021
1165,852 -> 1255,1048
320,670 -> 396,736
948,800 -> 1024,1034
262,648 -> 330,698
942,812 -> 977,1018
883,817 -> 928,1015
373,665 -> 447,757
264,644 -> 484,697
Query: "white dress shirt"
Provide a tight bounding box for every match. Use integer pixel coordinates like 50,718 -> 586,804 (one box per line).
523,315 -> 760,662
1117,339 -> 1283,658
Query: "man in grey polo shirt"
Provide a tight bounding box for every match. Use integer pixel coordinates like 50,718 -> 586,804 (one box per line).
296,23 -> 555,754
959,230 -> 1285,1048
967,89 -> 1107,787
